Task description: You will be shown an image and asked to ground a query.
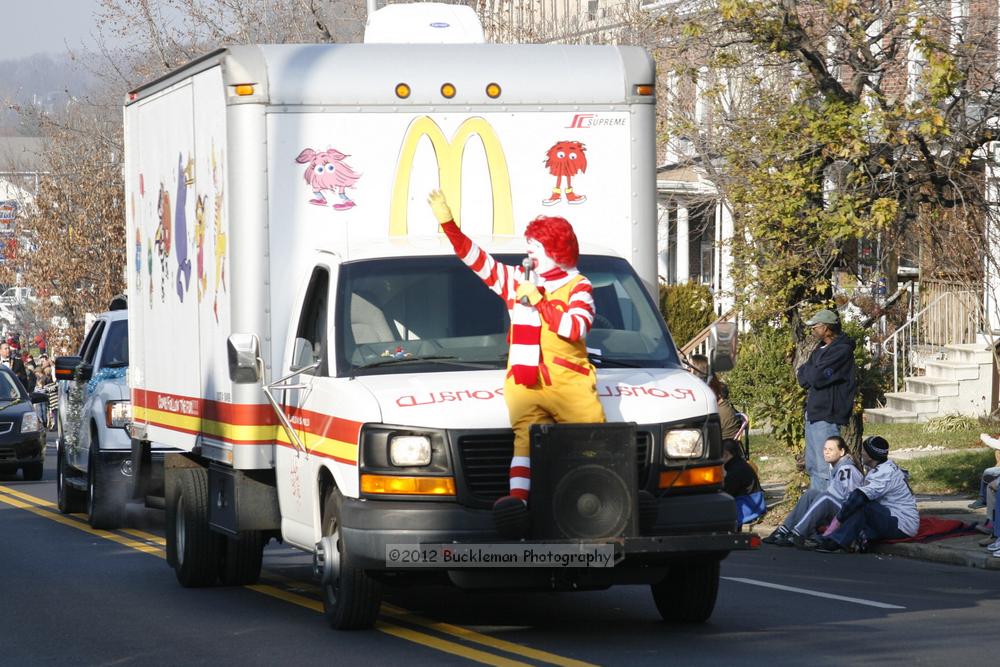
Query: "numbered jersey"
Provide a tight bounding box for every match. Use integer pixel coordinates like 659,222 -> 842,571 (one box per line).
827,456 -> 863,503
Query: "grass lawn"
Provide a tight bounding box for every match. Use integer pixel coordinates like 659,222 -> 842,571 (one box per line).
748,419 -> 998,496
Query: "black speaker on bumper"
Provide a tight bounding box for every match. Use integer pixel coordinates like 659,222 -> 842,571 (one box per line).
529,422 -> 638,540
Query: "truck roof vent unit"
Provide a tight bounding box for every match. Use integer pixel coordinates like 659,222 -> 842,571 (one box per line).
364,2 -> 485,44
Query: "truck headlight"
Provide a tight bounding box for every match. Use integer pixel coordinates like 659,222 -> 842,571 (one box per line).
20,412 -> 39,433
389,435 -> 432,467
106,400 -> 132,429
663,429 -> 703,459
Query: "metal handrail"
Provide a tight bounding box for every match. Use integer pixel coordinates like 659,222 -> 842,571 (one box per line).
679,308 -> 736,357
881,289 -> 980,393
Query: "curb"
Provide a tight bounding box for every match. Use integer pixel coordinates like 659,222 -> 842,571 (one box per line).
872,538 -> 1000,570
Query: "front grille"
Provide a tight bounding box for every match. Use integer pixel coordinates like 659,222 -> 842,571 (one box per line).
0,447 -> 14,461
456,429 -> 654,505
457,433 -> 514,503
0,421 -> 12,435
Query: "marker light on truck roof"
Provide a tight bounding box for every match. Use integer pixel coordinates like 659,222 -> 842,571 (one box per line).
234,84 -> 255,96
360,474 -> 456,496
485,82 -> 501,98
395,83 -> 411,99
440,82 -> 456,98
634,84 -> 654,96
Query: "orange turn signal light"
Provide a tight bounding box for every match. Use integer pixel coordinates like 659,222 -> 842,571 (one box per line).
361,474 -> 456,496
234,84 -> 255,96
635,84 -> 654,96
658,465 -> 723,489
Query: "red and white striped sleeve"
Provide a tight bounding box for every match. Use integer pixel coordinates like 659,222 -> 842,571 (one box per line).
440,221 -> 519,306
536,277 -> 595,342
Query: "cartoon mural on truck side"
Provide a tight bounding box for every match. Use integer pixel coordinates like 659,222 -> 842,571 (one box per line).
175,154 -> 193,302
154,183 -> 171,303
194,195 -> 207,302
295,147 -> 361,210
542,140 -> 587,206
211,147 -> 227,323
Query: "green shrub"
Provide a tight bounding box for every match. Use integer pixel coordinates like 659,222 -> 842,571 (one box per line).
659,282 -> 715,348
726,324 -> 805,451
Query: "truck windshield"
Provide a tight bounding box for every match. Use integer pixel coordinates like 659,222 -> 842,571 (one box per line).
99,320 -> 129,368
335,254 -> 680,377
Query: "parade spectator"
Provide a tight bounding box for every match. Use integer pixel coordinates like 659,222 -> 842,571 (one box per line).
796,308 -> 857,492
0,341 -> 29,389
721,439 -> 766,524
814,436 -> 919,553
689,354 -> 742,441
763,435 -> 863,547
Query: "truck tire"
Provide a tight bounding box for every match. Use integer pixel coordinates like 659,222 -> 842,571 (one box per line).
651,558 -> 720,623
166,466 -> 222,587
87,433 -> 127,530
218,530 -> 264,586
320,492 -> 382,630
21,461 -> 43,481
57,443 -> 86,514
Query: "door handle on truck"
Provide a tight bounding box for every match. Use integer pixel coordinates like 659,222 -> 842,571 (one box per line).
262,362 -> 320,454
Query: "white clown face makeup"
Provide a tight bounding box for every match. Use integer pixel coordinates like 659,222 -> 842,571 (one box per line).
525,237 -> 558,275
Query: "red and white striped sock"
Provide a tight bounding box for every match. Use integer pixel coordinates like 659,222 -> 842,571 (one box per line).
509,456 -> 531,503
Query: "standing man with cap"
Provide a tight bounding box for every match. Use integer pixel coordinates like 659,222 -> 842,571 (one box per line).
797,308 -> 858,492
815,435 -> 919,552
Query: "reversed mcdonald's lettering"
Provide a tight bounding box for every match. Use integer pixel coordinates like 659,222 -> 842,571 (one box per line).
389,116 -> 514,237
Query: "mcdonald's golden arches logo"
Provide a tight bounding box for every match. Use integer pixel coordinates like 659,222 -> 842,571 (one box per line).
389,116 -> 514,237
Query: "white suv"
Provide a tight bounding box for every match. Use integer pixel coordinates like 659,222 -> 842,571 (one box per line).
55,306 -> 132,529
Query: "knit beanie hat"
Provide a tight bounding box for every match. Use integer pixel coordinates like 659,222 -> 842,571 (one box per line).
862,436 -> 889,462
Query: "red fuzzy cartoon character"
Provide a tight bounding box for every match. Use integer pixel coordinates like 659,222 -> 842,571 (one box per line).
542,140 -> 587,206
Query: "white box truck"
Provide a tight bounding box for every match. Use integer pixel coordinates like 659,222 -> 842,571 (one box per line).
125,34 -> 753,630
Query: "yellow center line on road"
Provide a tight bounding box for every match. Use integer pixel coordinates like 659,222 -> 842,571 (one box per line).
0,489 -> 166,558
381,604 -> 598,667
0,485 -> 587,667
121,529 -> 167,546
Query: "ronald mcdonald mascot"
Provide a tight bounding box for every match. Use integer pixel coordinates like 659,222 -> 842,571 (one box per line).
428,190 -> 606,537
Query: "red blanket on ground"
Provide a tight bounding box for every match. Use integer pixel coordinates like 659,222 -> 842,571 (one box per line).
881,516 -> 979,544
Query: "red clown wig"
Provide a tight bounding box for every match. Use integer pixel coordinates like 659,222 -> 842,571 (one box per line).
525,216 -> 579,268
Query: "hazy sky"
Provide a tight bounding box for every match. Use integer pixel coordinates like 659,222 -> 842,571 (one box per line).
0,0 -> 107,60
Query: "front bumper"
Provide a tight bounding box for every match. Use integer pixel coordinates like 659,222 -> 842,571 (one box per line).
339,491 -> 752,572
0,431 -> 45,469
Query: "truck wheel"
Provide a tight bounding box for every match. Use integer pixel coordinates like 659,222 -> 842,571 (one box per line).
319,492 -> 382,630
21,462 -> 43,481
651,558 -> 720,623
57,443 -> 86,514
87,434 -> 127,530
166,466 -> 222,587
218,530 -> 264,586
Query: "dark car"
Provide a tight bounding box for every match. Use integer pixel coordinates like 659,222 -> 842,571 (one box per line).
0,365 -> 50,480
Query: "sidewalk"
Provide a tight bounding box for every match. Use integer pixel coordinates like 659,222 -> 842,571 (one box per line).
754,486 -> 1000,570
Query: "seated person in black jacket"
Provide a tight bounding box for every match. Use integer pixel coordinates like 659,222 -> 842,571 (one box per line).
722,438 -> 760,497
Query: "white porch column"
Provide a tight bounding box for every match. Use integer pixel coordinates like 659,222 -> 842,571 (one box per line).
675,199 -> 689,284
656,199 -> 671,283
985,153 -> 1000,333
716,201 -> 735,315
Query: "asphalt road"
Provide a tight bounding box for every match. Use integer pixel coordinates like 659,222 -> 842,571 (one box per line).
3,442 -> 1000,666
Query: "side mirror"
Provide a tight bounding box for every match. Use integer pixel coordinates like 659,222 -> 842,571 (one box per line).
54,356 -> 82,382
707,322 -> 738,373
30,391 -> 48,404
227,333 -> 261,384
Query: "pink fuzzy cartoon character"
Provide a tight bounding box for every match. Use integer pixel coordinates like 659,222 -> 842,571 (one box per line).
295,147 -> 361,210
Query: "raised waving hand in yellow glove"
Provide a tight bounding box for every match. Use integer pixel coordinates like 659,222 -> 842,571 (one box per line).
427,189 -> 454,224
515,281 -> 543,306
